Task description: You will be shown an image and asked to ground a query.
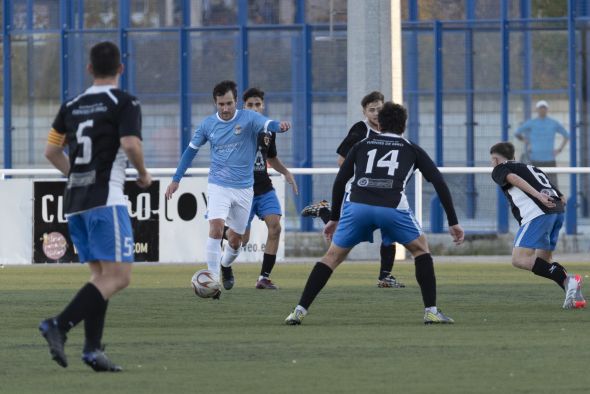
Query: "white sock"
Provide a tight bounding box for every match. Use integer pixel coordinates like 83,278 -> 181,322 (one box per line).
220,244 -> 240,268
425,306 -> 438,314
206,237 -> 222,278
295,305 -> 308,315
258,275 -> 268,281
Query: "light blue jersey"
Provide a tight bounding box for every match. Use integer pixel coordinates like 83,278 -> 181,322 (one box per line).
173,110 -> 283,188
515,117 -> 569,161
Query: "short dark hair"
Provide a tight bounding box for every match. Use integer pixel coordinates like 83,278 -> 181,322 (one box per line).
89,41 -> 121,78
490,142 -> 515,160
243,87 -> 264,102
213,80 -> 238,101
361,91 -> 385,108
377,102 -> 407,135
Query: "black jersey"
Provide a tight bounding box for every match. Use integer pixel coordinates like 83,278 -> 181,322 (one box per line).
51,85 -> 142,214
336,120 -> 379,158
492,161 -> 564,225
330,133 -> 458,226
253,132 -> 277,196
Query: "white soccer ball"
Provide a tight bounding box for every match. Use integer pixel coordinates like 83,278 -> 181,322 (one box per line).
191,269 -> 221,299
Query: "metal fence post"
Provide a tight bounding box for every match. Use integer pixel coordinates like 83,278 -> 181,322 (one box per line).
2,0 -> 12,168
430,20 -> 444,233
237,0 -> 248,99
180,0 -> 192,150
566,0 -> 578,234
465,2 -> 476,219
497,0 -> 510,233
119,0 -> 130,91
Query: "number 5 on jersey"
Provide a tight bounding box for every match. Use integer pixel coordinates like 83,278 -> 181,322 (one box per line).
365,149 -> 399,176
75,119 -> 93,165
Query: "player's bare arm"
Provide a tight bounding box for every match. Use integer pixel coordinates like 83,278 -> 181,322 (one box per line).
267,156 -> 298,195
505,173 -> 556,208
44,144 -> 70,176
120,135 -> 152,189
45,128 -> 70,175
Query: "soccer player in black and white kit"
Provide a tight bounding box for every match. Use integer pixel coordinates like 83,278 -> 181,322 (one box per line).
285,102 -> 464,325
241,87 -> 298,289
490,142 -> 585,309
39,42 -> 152,371
302,91 -> 403,288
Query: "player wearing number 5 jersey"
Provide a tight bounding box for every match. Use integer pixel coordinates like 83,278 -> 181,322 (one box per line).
490,142 -> 585,309
285,102 -> 465,326
40,41 -> 152,372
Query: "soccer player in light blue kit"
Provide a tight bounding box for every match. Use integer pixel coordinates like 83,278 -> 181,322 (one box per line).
165,81 -> 291,291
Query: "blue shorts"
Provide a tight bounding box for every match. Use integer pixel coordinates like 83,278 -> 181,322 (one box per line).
514,213 -> 564,251
247,189 -> 282,227
68,205 -> 134,263
332,202 -> 422,248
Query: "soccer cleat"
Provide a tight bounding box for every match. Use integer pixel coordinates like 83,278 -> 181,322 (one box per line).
256,277 -> 278,290
563,274 -> 586,309
423,309 -> 455,325
285,308 -> 306,325
220,265 -> 235,290
377,275 -> 406,288
82,347 -> 122,372
301,200 -> 331,218
39,318 -> 68,368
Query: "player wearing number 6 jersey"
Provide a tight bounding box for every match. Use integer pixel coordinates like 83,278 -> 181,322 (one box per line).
40,41 -> 152,372
285,102 -> 465,325
490,142 -> 585,309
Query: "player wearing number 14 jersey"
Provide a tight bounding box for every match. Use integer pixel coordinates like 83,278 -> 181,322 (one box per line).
490,142 -> 585,309
285,102 -> 465,325
40,41 -> 152,372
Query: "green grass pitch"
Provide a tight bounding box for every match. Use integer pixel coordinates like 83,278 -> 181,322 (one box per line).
1,261 -> 589,393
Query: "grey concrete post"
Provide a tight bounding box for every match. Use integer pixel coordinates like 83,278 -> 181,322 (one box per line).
346,0 -> 402,127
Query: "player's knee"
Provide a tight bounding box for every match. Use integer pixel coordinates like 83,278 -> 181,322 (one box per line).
228,237 -> 242,250
267,222 -> 281,239
116,272 -> 132,290
511,256 -> 529,270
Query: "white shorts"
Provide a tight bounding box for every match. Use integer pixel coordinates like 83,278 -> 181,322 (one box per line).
206,183 -> 254,235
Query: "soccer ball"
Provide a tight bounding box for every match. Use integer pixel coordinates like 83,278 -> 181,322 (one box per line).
191,269 -> 221,299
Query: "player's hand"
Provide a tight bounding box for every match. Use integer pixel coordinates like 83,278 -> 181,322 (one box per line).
560,195 -> 567,206
323,220 -> 338,243
535,192 -> 556,208
279,121 -> 291,132
285,172 -> 299,195
448,224 -> 464,245
165,181 -> 179,200
137,171 -> 152,189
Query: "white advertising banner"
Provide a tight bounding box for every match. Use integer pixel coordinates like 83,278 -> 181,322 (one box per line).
0,180 -> 33,264
158,176 -> 285,263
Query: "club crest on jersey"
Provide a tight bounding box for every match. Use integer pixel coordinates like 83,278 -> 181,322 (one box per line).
263,134 -> 270,146
357,177 -> 370,187
234,125 -> 243,135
